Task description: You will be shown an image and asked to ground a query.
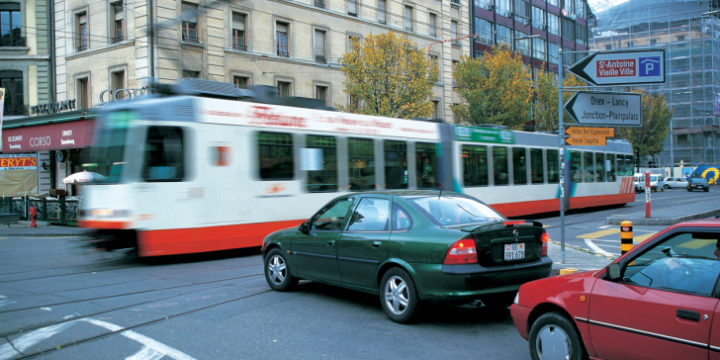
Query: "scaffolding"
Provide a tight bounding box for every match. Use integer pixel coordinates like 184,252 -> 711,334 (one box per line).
590,0 -> 720,166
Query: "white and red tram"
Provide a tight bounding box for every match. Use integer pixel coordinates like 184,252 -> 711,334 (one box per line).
79,80 -> 634,256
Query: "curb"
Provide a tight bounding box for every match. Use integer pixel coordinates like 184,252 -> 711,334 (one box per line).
606,208 -> 720,226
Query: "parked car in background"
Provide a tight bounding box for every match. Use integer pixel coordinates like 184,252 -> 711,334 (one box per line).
510,219 -> 720,360
687,176 -> 710,192
262,191 -> 552,323
663,177 -> 688,189
634,173 -> 664,192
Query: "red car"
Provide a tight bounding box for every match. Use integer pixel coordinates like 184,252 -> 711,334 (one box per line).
511,219 -> 720,360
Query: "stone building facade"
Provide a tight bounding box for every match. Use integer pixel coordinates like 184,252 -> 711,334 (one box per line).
54,0 -> 471,122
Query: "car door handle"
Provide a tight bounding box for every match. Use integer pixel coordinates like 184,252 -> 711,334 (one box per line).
327,240 -> 335,247
372,241 -> 382,247
677,309 -> 700,322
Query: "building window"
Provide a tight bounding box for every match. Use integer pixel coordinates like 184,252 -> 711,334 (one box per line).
514,0 -> 530,23
0,70 -> 24,115
77,77 -> 90,109
231,12 -> 246,50
548,0 -> 559,6
496,25 -> 511,46
574,0 -> 585,18
181,2 -> 198,42
650,38 -> 657,45
347,0 -> 357,16
110,69 -> 125,99
277,80 -> 291,97
276,21 -> 289,57
533,37 -> 546,62
475,0 -> 492,9
561,17 -> 575,43
532,6 -> 545,29
677,34 -> 685,42
314,29 -> 327,63
315,85 -> 328,105
549,42 -> 559,64
475,17 -> 492,44
548,13 -> 559,35
347,33 -> 361,50
576,23 -> 586,45
496,0 -> 511,16
110,1 -> 124,42
233,75 -> 249,88
429,12 -> 437,38
0,2 -> 24,46
429,54 -> 439,78
404,5 -> 413,32
377,0 -> 386,24
451,21 -> 459,45
515,30 -> 530,55
314,0 -> 325,8
182,70 -> 199,78
75,11 -> 88,51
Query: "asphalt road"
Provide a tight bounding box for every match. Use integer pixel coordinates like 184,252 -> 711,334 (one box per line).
1,190 -> 716,360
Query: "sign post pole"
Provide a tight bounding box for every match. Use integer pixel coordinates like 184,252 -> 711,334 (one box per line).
558,49 -> 566,264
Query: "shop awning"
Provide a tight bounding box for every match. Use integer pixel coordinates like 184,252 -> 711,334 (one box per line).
2,118 -> 96,153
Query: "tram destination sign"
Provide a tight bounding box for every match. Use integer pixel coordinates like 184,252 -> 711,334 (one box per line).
565,92 -> 642,127
569,49 -> 665,86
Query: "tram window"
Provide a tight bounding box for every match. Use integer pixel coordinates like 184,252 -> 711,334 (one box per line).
607,153 -> 616,181
546,149 -> 559,183
530,148 -> 544,184
348,138 -> 375,190
258,132 -> 294,180
584,152 -> 595,182
416,142 -> 437,189
306,135 -> 338,192
384,140 -> 408,189
595,153 -> 606,182
570,151 -> 582,183
462,145 -> 488,187
493,147 -> 509,186
513,148 -> 528,185
619,155 -> 634,176
141,126 -> 185,182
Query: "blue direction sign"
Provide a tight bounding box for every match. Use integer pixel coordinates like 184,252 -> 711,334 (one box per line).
569,49 -> 665,86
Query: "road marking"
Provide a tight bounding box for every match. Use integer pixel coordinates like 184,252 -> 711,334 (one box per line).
0,317 -> 196,360
0,295 -> 15,309
578,229 -> 620,239
584,239 -> 614,257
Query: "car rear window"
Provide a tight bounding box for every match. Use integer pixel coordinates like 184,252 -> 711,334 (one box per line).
408,196 -> 504,226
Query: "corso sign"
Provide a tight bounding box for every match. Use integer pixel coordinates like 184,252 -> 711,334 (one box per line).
99,87 -> 152,103
29,136 -> 52,147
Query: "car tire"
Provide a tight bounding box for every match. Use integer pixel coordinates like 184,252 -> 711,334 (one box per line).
663,184 -> 670,190
264,248 -> 297,291
380,267 -> 419,323
529,312 -> 587,360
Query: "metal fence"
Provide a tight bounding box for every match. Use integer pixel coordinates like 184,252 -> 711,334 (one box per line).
0,196 -> 80,226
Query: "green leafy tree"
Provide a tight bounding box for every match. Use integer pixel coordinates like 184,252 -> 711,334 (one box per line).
338,32 -> 436,118
616,92 -> 673,169
451,45 -> 532,129
533,72 -> 586,132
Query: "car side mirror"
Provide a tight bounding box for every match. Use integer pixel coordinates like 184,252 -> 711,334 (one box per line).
606,263 -> 621,280
299,221 -> 311,235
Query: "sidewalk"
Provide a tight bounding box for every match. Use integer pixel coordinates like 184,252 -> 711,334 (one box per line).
1,220 -> 90,237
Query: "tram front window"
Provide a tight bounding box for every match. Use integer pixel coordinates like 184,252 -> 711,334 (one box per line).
85,111 -> 133,184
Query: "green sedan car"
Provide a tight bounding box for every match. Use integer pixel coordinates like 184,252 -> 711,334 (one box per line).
261,191 -> 552,323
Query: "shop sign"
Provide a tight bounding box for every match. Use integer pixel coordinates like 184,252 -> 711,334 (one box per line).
0,153 -> 37,170
30,100 -> 77,115
99,87 -> 152,103
454,125 -> 514,144
2,119 -> 95,153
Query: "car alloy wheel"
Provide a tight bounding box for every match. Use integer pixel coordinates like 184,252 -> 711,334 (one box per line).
529,312 -> 586,360
380,268 -> 418,323
264,248 -> 297,291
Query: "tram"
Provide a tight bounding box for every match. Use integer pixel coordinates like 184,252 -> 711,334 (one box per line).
78,79 -> 634,256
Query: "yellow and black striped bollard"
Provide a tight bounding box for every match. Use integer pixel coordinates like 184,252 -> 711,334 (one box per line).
620,220 -> 633,255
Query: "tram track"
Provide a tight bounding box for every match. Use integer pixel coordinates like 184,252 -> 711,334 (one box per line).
5,286 -> 273,359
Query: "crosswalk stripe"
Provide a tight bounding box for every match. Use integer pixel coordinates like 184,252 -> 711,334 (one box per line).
577,229 -> 619,239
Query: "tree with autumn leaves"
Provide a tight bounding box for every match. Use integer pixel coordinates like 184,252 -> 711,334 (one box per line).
616,92 -> 673,168
338,32 -> 437,119
452,46 -> 532,129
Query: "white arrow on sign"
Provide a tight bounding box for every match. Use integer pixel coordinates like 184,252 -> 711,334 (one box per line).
569,50 -> 665,86
564,92 -> 642,127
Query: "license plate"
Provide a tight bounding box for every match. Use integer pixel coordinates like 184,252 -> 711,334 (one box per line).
504,243 -> 525,260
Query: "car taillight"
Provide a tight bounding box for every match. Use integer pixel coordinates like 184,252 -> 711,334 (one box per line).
444,237 -> 478,265
540,232 -> 549,257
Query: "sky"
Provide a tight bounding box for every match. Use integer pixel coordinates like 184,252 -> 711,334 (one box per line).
586,0 -> 631,14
